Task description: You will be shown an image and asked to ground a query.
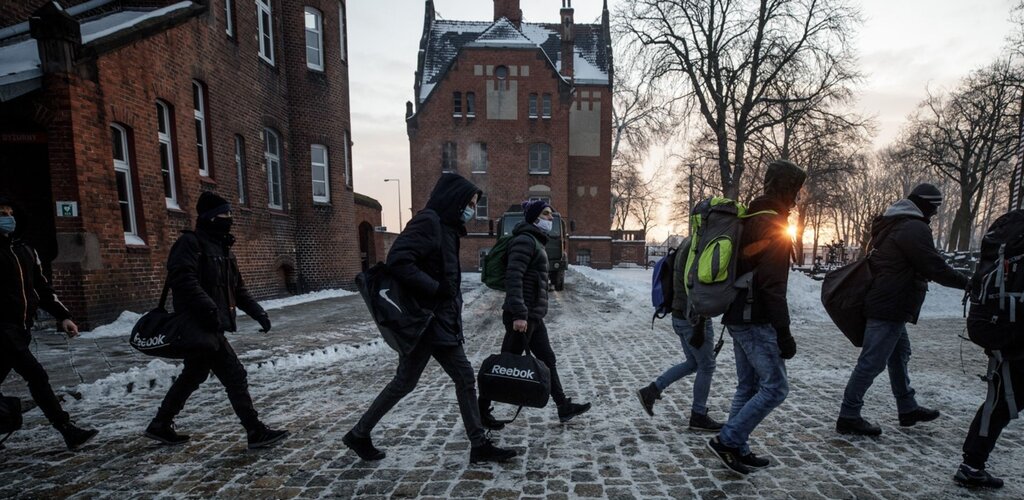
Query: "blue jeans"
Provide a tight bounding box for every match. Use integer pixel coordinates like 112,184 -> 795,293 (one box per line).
839,319 -> 918,418
720,324 -> 789,454
654,317 -> 717,415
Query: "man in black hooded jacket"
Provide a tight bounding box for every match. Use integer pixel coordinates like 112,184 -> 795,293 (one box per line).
836,183 -> 968,436
343,173 -> 516,464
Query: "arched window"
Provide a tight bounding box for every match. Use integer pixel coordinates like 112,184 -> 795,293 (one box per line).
265,128 -> 283,209
155,100 -> 177,207
111,124 -> 143,245
256,0 -> 274,64
529,143 -> 551,174
192,80 -> 210,176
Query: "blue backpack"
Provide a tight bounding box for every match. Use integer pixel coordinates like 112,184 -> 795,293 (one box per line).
651,246 -> 679,324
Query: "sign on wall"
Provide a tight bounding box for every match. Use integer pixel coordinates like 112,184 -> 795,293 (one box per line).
56,201 -> 78,217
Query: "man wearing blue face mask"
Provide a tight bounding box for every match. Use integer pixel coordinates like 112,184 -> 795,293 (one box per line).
0,196 -> 98,451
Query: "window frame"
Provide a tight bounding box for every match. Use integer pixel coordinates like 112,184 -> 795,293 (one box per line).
111,124 -> 143,245
466,92 -> 476,117
343,130 -> 352,188
235,134 -> 247,205
338,1 -> 347,62
542,93 -> 552,118
311,143 -> 330,203
192,80 -> 210,177
225,0 -> 235,36
529,143 -> 551,174
476,194 -> 489,219
304,7 -> 324,71
155,100 -> 179,209
528,93 -> 538,118
453,91 -> 462,117
265,128 -> 284,210
442,141 -> 457,173
470,142 -> 487,173
256,0 -> 275,65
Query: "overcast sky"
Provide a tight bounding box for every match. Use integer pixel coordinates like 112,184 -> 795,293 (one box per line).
347,0 -> 1019,233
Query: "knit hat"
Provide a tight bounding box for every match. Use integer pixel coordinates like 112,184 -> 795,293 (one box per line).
196,191 -> 231,219
764,159 -> 807,198
909,183 -> 943,207
522,199 -> 551,224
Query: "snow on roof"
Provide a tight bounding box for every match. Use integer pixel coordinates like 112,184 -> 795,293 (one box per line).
470,17 -> 534,46
81,1 -> 193,43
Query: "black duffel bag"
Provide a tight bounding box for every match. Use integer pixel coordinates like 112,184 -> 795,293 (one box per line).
356,262 -> 434,357
130,281 -> 221,359
821,256 -> 874,347
478,344 -> 551,409
0,394 -> 22,445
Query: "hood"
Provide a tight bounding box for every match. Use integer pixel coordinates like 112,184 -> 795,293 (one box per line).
870,199 -> 927,242
883,199 -> 924,219
513,220 -> 550,245
424,173 -> 482,226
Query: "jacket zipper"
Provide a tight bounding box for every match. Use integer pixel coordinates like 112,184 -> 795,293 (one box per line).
8,246 -> 28,327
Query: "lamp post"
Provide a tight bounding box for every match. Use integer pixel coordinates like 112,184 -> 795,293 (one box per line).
384,178 -> 402,232
688,163 -> 696,236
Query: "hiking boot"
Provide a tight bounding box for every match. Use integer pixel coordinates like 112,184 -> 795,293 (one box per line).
898,407 -> 940,427
246,425 -> 288,449
56,421 -> 98,451
953,463 -> 1004,489
688,411 -> 723,432
739,452 -> 770,469
144,420 -> 190,445
480,407 -> 505,431
836,416 -> 881,436
706,436 -> 751,475
469,439 -> 517,464
636,383 -> 660,417
557,399 -> 591,423
342,430 -> 385,461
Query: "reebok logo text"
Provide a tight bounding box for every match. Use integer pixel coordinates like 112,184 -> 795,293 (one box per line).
490,364 -> 536,380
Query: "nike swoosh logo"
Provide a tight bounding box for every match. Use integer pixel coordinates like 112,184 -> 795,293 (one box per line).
379,288 -> 403,313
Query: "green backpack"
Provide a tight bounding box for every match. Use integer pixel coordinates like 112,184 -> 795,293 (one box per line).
481,234 -> 545,291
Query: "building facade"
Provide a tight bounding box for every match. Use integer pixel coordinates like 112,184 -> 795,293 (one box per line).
0,0 -> 368,328
406,0 -> 614,271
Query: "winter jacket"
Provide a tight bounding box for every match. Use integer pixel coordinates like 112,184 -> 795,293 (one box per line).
722,196 -> 793,334
166,229 -> 266,333
0,234 -> 71,330
386,173 -> 481,345
864,200 -> 968,324
503,221 -> 550,321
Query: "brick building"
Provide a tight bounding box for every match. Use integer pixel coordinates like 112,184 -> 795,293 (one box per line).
0,0 -> 373,328
406,0 -> 614,271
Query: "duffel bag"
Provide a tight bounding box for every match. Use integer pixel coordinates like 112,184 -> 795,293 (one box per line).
478,348 -> 551,409
130,281 -> 221,359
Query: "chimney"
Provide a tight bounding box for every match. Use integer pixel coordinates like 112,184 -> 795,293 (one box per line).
493,0 -> 522,29
30,2 -> 81,75
560,0 -> 574,79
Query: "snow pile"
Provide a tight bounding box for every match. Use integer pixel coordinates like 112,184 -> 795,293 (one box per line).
242,288 -> 356,314
81,311 -> 142,339
249,341 -> 388,373
74,359 -> 182,400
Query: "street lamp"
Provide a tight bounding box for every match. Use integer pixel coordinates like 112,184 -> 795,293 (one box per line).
384,178 -> 402,232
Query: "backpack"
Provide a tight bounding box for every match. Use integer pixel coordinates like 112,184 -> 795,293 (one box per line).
682,197 -> 776,318
481,233 -> 544,291
356,262 -> 435,357
650,246 -> 678,321
966,209 -> 1024,352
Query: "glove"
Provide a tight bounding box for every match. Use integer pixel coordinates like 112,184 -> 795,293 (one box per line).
688,317 -> 706,349
199,308 -> 221,331
776,326 -> 796,360
256,314 -> 272,333
435,279 -> 454,300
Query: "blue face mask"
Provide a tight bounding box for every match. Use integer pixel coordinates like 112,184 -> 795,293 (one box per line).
0,216 -> 14,235
460,206 -> 475,223
535,218 -> 553,233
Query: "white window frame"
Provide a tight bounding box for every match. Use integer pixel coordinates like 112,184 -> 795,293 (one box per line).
111,125 -> 143,245
453,91 -> 462,117
528,93 -> 538,118
304,7 -> 324,71
542,93 -> 552,118
265,128 -> 283,209
156,101 -> 178,208
343,130 -> 352,188
529,143 -> 551,174
338,2 -> 347,62
257,0 -> 275,65
225,0 -> 235,36
466,92 -> 476,118
235,135 -> 247,205
442,141 -> 457,173
476,194 -> 488,219
193,81 -> 210,177
470,142 -> 487,173
311,144 -> 330,203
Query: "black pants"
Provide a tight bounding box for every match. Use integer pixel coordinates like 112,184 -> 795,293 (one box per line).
155,333 -> 260,431
351,339 -> 486,447
962,358 -> 1024,469
0,323 -> 70,427
479,312 -> 567,411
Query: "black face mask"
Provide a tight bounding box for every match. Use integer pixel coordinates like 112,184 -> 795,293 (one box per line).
208,217 -> 233,234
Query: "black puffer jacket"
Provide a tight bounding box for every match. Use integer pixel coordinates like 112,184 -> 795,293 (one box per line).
864,199 -> 968,324
0,234 -> 71,330
386,173 -> 481,345
166,229 -> 266,333
503,222 -> 549,321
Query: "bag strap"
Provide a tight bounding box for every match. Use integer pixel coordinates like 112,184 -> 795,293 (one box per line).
158,277 -> 170,310
0,431 -> 12,446
493,405 -> 525,425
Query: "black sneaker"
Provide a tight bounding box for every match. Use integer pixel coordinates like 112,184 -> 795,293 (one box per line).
688,411 -> 723,432
480,407 -> 505,431
557,399 -> 591,423
246,425 -> 288,449
144,420 -> 190,445
342,430 -> 385,461
56,422 -> 98,451
953,463 -> 1004,489
469,439 -> 517,464
636,383 -> 660,417
706,436 -> 751,475
739,452 -> 770,469
836,416 -> 882,436
898,407 -> 940,427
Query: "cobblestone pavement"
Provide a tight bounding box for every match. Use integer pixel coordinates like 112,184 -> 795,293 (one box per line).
1,272 -> 1021,499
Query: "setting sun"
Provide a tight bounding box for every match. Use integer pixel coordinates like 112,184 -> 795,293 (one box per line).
787,225 -> 798,239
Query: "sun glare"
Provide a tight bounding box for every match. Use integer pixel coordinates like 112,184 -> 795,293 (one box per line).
787,225 -> 798,239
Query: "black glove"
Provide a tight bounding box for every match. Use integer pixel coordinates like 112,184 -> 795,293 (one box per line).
199,308 -> 221,331
776,326 -> 796,360
688,317 -> 706,349
435,279 -> 454,300
256,314 -> 272,333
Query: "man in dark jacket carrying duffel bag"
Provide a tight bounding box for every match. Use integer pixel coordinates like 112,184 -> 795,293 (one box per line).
145,192 -> 287,449
0,197 -> 97,451
836,183 -> 968,436
343,173 -> 516,464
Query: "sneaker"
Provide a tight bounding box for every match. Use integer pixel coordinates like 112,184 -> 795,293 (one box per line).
56,422 -> 98,451
246,425 -> 288,450
688,411 -> 723,432
953,463 -> 1004,489
557,399 -> 591,423
836,416 -> 882,436
144,420 -> 190,445
739,452 -> 770,469
706,436 -> 751,475
469,439 -> 517,464
636,383 -> 661,417
898,407 -> 940,427
342,430 -> 385,461
480,407 -> 505,431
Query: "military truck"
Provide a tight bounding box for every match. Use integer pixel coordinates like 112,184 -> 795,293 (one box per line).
496,205 -> 570,291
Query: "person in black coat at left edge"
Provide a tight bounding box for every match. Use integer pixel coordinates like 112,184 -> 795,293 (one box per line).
343,173 -> 517,464
0,196 -> 98,451
144,192 -> 288,449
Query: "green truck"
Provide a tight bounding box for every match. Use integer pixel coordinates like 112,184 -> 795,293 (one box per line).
496,205 -> 569,291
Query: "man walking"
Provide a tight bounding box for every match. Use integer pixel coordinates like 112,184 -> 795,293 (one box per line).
836,183 -> 968,436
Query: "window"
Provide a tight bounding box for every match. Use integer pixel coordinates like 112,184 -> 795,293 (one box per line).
235,135 -> 247,205
257,0 -> 274,64
542,93 -> 552,118
476,195 -> 488,219
156,101 -> 178,208
192,81 -> 210,177
338,2 -> 347,62
529,196 -> 551,204
470,142 -> 487,172
111,125 -> 142,245
225,0 -> 234,36
304,7 -> 323,71
453,92 -> 462,116
265,128 -> 283,209
442,141 -> 457,172
466,92 -> 476,117
528,93 -> 538,118
529,143 -> 551,174
576,249 -> 592,266
343,130 -> 352,188
311,144 -> 329,203
495,65 -> 508,80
